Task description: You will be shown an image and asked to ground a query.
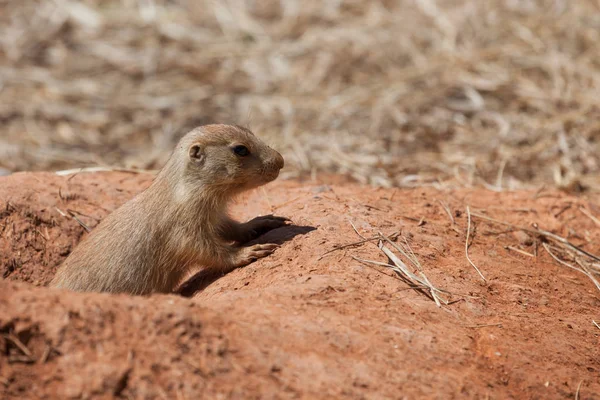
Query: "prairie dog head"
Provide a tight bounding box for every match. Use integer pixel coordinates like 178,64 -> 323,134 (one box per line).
174,124 -> 284,195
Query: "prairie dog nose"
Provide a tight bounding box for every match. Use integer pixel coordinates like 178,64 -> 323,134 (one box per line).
273,151 -> 284,169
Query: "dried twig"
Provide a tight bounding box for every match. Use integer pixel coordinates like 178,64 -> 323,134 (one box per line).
318,231 -> 399,260
579,206 -> 600,228
438,200 -> 455,224
533,225 -> 600,263
67,210 -> 91,232
460,323 -> 503,328
575,380 -> 583,400
471,212 -> 600,263
378,239 -> 443,306
542,243 -> 600,292
465,207 -> 487,282
349,221 -> 455,306
349,220 -> 367,240
505,246 -> 535,258
3,333 -> 36,362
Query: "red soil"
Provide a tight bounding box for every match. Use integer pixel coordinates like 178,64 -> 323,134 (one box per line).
1,172 -> 599,399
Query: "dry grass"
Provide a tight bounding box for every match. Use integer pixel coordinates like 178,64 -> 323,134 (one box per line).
465,206 -> 486,282
352,236 -> 450,307
471,211 -> 600,293
1,0 -> 599,190
346,225 -> 457,307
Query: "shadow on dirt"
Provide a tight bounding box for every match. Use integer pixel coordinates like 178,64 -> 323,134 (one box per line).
177,224 -> 316,298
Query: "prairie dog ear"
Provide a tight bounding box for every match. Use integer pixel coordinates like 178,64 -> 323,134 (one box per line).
188,144 -> 204,163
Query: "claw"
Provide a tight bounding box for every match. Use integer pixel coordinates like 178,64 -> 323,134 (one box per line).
234,242 -> 280,267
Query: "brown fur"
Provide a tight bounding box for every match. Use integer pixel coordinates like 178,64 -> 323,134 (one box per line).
50,125 -> 288,295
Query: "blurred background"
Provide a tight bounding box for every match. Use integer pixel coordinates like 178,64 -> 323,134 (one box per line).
0,0 -> 599,190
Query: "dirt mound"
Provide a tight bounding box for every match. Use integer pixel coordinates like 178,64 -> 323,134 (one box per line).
1,172 -> 599,399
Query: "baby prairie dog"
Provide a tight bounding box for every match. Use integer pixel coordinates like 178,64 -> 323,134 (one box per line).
51,124 -> 289,295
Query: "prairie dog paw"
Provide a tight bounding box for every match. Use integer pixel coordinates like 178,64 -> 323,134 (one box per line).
232,215 -> 291,243
245,215 -> 291,236
235,243 -> 279,267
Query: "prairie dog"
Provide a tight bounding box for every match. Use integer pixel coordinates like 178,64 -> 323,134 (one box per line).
51,124 -> 289,295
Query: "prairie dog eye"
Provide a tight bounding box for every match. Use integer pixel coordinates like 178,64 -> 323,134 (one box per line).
232,145 -> 250,157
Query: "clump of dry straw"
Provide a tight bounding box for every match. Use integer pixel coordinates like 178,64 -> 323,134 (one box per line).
0,0 -> 598,191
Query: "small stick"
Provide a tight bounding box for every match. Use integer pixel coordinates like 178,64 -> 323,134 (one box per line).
573,257 -> 600,292
38,345 -> 52,364
400,215 -> 422,223
353,254 -> 438,304
352,231 -> 470,303
393,285 -> 430,292
553,203 -> 572,218
461,323 -> 503,328
67,210 -> 91,233
349,220 -> 367,240
579,206 -> 600,227
470,212 -> 542,236
534,225 -> 600,263
351,255 -> 423,286
533,184 -> 546,199
542,243 -> 584,274
34,229 -> 49,241
360,260 -> 419,283
3,333 -> 35,362
542,243 -> 600,291
67,208 -> 100,222
380,234 -> 455,304
438,200 -> 455,224
379,241 -> 441,306
465,207 -> 487,282
388,235 -> 444,297
380,236 -> 480,299
471,212 -> 600,263
482,229 -> 516,236
318,231 -> 399,260
505,246 -> 535,258
363,204 -> 386,212
575,380 -> 583,400
399,236 -> 423,269
592,320 -> 600,330
352,251 -> 438,302
351,255 -> 396,269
